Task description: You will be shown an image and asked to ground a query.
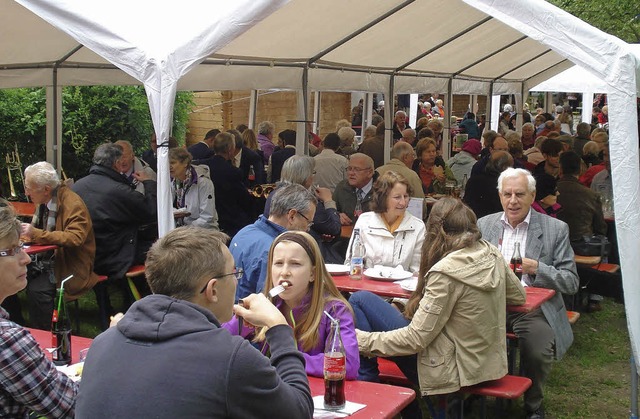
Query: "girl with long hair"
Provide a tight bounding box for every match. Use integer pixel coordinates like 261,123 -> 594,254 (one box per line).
350,198 -> 525,417
225,231 -> 359,379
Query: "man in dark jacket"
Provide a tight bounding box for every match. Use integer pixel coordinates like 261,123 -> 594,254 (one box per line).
76,227 -> 313,418
464,150 -> 513,219
231,130 -> 265,187
72,143 -> 157,280
198,132 -> 253,238
187,128 -> 218,160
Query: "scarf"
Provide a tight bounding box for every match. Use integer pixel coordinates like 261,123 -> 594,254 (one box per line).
31,186 -> 58,232
173,166 -> 198,209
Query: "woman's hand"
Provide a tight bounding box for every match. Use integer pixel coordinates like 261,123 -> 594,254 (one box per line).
433,166 -> 445,182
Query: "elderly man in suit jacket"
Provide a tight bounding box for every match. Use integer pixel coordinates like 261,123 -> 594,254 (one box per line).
477,167 -> 578,419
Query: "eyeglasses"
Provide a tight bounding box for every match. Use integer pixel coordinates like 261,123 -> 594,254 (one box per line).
346,166 -> 370,172
0,242 -> 25,258
295,211 -> 314,229
199,267 -> 244,293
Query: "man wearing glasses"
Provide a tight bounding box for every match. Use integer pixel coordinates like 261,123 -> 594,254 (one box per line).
76,227 -> 313,418
231,183 -> 317,300
333,153 -> 376,226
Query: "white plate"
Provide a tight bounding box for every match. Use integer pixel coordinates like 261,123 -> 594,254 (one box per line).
56,362 -> 84,382
396,278 -> 418,292
325,264 -> 350,275
364,267 -> 413,281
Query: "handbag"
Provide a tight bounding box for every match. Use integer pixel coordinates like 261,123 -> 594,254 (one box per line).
570,235 -> 611,257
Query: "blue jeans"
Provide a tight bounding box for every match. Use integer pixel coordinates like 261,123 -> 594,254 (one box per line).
349,291 -> 420,384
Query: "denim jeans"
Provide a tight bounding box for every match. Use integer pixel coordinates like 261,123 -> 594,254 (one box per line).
350,291 -> 423,418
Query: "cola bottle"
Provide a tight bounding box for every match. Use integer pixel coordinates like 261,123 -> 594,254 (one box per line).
51,288 -> 72,366
510,241 -> 523,280
324,320 -> 346,410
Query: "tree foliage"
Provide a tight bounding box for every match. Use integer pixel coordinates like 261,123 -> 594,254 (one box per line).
548,0 -> 640,43
0,86 -> 193,194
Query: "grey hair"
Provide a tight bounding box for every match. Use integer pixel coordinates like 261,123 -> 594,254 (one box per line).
93,143 -> 123,167
337,127 -> 356,142
363,125 -> 377,138
269,183 -> 317,218
257,121 -> 274,136
497,168 -> 536,194
522,122 -> 534,131
114,140 -> 133,154
348,153 -> 374,170
0,199 -> 21,243
391,142 -> 413,160
395,110 -> 407,117
281,155 -> 315,185
504,130 -> 520,143
24,161 -> 60,189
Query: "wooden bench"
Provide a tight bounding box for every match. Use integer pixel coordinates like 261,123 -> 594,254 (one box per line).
567,310 -> 580,325
591,263 -> 620,273
72,274 -> 108,332
378,358 -> 531,418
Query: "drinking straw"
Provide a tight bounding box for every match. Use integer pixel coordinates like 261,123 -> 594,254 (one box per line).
56,275 -> 74,316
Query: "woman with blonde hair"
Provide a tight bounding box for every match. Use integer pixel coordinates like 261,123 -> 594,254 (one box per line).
224,231 -> 359,379
350,198 -> 525,418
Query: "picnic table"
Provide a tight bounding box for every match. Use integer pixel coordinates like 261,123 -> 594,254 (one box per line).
308,376 -> 415,418
28,327 -> 93,365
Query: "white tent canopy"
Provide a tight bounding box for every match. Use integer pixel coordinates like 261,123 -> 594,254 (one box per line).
5,0 -> 640,372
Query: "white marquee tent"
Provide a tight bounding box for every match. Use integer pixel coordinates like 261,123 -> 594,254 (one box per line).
4,0 -> 640,375
530,44 -> 640,124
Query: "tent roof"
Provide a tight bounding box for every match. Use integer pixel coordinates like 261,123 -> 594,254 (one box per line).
2,0 -> 574,94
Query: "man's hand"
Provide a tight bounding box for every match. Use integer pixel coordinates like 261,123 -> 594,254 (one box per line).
314,186 -> 332,203
132,171 -> 151,182
20,223 -> 33,241
339,212 -> 353,226
233,293 -> 286,329
109,313 -> 125,327
522,257 -> 539,275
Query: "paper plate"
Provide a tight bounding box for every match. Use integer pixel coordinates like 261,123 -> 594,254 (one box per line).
325,264 -> 350,275
397,278 -> 418,292
364,267 -> 413,281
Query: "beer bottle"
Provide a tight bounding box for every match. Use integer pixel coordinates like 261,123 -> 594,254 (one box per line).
510,242 -> 523,280
349,229 -> 364,280
324,319 -> 346,410
51,288 -> 72,366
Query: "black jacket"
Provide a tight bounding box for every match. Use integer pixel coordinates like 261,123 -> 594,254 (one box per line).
72,165 -> 157,279
238,146 -> 265,187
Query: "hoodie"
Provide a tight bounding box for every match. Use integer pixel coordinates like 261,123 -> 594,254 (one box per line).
447,150 -> 476,184
76,294 -> 313,419
357,240 -> 526,395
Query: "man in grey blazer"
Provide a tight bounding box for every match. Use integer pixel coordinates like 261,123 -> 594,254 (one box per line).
477,168 -> 578,419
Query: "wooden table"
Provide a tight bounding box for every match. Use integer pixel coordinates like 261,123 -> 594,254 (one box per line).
331,273 -> 412,299
574,254 -> 601,266
24,244 -> 58,255
331,273 -> 555,313
10,201 -> 35,217
340,224 -> 354,239
507,287 -> 556,313
308,376 -> 415,418
28,327 -> 94,365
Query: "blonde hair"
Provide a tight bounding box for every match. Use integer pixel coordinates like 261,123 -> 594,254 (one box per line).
253,231 -> 352,351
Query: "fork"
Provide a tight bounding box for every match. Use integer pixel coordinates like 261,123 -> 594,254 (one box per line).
269,281 -> 290,298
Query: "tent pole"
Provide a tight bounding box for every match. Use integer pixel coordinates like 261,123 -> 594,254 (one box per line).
248,90 -> 258,129
384,75 -> 395,164
313,91 -> 321,135
444,78 -> 453,160
295,66 -> 310,156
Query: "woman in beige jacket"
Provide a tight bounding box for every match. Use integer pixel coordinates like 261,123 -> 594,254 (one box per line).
351,198 -> 526,406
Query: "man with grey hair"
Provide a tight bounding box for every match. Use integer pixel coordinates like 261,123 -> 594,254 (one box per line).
257,120 -> 276,165
333,153 -> 376,225
477,167 -> 578,419
400,128 -> 417,147
16,162 -> 98,329
76,227 -> 313,418
231,183 -> 317,299
376,142 -> 424,198
73,143 -> 157,286
392,110 -> 410,141
114,140 -> 156,194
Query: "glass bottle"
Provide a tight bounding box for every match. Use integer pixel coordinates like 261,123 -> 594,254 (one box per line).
510,242 -> 523,280
349,229 -> 364,280
324,320 -> 346,410
51,288 -> 72,366
248,165 -> 256,182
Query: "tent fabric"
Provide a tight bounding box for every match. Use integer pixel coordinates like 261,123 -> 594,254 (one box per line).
5,0 -> 640,368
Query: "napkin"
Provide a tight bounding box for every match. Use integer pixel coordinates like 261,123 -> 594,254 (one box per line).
312,396 -> 366,417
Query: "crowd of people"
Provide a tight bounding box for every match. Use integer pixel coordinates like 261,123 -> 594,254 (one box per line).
0,94 -> 617,419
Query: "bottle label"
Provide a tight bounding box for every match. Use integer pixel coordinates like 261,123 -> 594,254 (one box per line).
51,309 -> 58,323
324,352 -> 346,378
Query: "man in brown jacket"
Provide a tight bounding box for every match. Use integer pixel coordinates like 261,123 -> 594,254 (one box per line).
19,161 -> 99,328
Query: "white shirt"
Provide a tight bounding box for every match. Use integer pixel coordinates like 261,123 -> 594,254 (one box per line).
499,209 -> 531,286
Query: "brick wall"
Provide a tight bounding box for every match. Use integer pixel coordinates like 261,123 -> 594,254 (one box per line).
187,91 -> 352,145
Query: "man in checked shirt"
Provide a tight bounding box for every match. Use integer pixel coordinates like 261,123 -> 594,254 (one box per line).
477,168 -> 578,419
0,201 -> 77,418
